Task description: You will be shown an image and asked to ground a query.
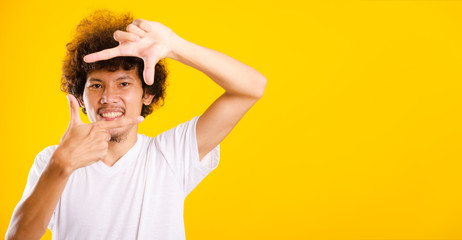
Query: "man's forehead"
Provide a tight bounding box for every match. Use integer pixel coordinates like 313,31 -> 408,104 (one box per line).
86,68 -> 140,82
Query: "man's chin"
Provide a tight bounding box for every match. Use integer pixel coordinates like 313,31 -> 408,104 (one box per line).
110,135 -> 126,143
108,129 -> 127,143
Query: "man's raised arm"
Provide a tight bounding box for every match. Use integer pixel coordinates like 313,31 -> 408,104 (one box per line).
168,28 -> 266,161
84,19 -> 266,161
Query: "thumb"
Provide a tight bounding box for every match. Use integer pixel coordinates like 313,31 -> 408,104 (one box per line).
67,94 -> 83,126
143,57 -> 158,85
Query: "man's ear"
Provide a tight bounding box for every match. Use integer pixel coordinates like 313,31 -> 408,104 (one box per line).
142,91 -> 155,106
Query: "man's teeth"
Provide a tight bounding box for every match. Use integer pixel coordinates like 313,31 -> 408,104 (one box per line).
101,112 -> 123,118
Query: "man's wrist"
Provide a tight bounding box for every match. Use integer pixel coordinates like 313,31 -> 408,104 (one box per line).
167,33 -> 188,62
48,155 -> 74,178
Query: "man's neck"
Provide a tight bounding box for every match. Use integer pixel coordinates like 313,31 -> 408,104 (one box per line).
102,128 -> 138,167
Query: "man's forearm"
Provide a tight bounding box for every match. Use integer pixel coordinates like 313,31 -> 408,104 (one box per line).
6,159 -> 71,240
169,35 -> 267,99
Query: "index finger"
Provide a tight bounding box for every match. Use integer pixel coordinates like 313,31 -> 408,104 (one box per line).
84,47 -> 122,63
94,116 -> 144,130
132,19 -> 152,32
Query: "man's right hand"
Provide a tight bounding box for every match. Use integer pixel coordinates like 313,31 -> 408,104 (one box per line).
5,94 -> 145,240
51,95 -> 144,174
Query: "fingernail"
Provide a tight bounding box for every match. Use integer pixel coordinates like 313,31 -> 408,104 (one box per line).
136,116 -> 145,122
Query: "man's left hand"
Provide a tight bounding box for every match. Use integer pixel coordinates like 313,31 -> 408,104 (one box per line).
83,19 -> 178,85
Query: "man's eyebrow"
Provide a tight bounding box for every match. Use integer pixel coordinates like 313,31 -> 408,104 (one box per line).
116,75 -> 134,81
87,76 -> 134,82
88,78 -> 102,82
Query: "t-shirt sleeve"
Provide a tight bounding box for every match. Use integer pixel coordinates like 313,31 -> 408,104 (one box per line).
19,145 -> 58,231
154,115 -> 220,197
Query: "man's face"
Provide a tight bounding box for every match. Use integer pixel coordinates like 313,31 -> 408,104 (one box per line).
82,67 -> 153,142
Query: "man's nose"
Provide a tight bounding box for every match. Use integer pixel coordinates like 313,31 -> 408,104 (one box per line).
100,86 -> 120,104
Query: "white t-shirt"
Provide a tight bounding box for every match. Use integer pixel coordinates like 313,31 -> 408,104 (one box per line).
20,116 -> 220,240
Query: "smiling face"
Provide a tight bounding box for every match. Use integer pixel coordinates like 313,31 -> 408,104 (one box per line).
82,67 -> 154,142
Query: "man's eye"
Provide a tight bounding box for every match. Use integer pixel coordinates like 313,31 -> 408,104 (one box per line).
90,84 -> 102,88
121,82 -> 129,87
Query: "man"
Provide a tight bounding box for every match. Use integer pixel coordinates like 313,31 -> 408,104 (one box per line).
6,9 -> 266,240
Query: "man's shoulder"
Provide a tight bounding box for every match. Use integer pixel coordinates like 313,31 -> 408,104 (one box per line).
39,145 -> 59,155
145,116 -> 201,140
35,145 -> 59,163
136,116 -> 200,152
27,145 -> 59,175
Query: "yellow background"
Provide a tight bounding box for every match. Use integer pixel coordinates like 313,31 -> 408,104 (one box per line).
1,0 -> 462,239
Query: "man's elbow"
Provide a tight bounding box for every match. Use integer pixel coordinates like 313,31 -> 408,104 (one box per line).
251,74 -> 267,99
5,228 -> 17,240
6,227 -> 22,240
5,225 -> 44,240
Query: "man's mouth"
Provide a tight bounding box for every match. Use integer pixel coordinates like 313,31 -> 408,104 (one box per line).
100,111 -> 124,121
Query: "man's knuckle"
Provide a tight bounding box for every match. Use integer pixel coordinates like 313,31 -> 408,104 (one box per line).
94,134 -> 104,141
91,141 -> 106,151
88,144 -> 96,151
89,127 -> 99,135
99,142 -> 108,149
114,30 -> 123,37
